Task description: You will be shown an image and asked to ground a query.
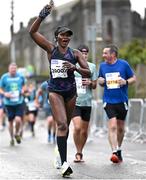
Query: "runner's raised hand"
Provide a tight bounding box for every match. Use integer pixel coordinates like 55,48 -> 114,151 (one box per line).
39,0 -> 54,20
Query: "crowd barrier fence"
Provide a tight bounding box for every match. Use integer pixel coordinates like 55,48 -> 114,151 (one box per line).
91,98 -> 146,143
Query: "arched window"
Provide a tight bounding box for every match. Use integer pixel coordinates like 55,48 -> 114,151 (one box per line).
106,19 -> 113,43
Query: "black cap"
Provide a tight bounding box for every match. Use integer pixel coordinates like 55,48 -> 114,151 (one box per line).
55,26 -> 73,37
78,45 -> 89,52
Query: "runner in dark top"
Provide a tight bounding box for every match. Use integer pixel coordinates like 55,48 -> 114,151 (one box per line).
29,0 -> 91,177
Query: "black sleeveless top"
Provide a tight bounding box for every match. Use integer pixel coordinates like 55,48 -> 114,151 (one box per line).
48,47 -> 77,92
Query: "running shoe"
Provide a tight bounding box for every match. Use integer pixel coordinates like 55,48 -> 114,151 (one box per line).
53,146 -> 62,169
61,162 -> 73,177
54,156 -> 62,169
32,131 -> 35,137
15,134 -> 21,144
10,139 -> 15,146
117,150 -> 123,162
110,152 -> 119,163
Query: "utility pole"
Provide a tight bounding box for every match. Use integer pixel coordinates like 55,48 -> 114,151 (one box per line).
95,0 -> 103,100
95,0 -> 102,41
87,25 -> 97,65
87,0 -> 102,64
87,0 -> 103,100
10,0 -> 16,63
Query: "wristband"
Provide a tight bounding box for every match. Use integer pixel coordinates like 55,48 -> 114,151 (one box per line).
39,6 -> 51,20
126,80 -> 128,85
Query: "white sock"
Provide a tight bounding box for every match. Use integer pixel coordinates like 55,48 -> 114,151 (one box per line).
117,146 -> 121,151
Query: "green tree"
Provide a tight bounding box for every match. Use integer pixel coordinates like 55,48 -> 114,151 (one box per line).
119,39 -> 146,98
119,39 -> 146,68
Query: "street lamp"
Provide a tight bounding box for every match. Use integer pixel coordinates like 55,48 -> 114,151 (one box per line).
10,0 -> 16,63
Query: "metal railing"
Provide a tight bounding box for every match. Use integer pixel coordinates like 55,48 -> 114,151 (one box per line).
91,98 -> 146,143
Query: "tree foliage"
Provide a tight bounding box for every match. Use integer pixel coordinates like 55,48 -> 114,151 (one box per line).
119,39 -> 146,98
119,39 -> 146,68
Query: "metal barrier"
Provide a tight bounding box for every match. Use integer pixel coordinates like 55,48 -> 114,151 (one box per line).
90,99 -> 107,137
125,99 -> 143,139
141,102 -> 146,133
131,100 -> 146,143
91,98 -> 146,143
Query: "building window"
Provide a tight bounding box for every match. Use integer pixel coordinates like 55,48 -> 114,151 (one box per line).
106,20 -> 113,43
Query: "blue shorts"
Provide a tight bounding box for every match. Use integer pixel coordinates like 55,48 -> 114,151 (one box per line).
0,96 -> 4,109
5,104 -> 24,121
0,104 -> 4,109
0,100 -> 4,109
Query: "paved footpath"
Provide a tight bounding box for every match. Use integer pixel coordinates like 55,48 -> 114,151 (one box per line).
0,119 -> 146,180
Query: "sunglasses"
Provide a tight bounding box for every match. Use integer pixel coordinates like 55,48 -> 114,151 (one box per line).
81,49 -> 88,52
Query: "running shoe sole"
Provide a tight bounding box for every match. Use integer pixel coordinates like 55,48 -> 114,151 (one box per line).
62,166 -> 73,177
61,162 -> 73,177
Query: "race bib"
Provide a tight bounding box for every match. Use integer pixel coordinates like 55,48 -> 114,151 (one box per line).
10,90 -> 20,102
75,77 -> 86,94
106,72 -> 120,89
51,59 -> 68,79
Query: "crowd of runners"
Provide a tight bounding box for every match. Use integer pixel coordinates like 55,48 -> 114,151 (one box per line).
0,0 -> 136,178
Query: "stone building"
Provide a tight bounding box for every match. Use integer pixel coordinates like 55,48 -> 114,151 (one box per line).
13,0 -> 146,75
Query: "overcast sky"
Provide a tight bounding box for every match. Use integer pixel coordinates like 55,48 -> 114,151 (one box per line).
0,0 -> 145,44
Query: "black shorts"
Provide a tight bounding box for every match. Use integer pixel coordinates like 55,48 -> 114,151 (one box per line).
49,87 -> 77,102
72,105 -> 91,122
27,110 -> 38,117
104,102 -> 128,120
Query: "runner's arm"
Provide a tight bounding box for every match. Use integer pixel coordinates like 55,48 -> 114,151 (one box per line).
29,1 -> 54,53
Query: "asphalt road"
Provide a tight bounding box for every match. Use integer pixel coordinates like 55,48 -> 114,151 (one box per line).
0,120 -> 146,180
